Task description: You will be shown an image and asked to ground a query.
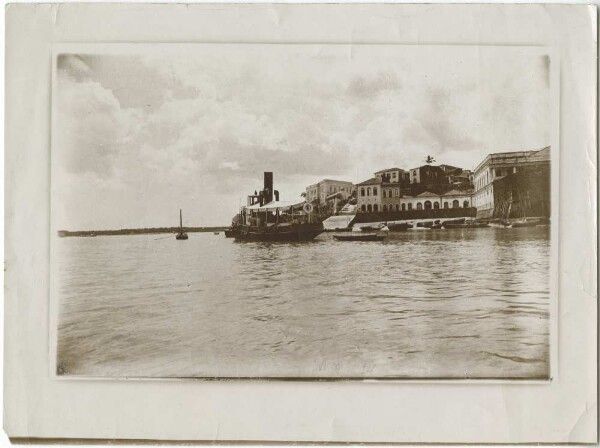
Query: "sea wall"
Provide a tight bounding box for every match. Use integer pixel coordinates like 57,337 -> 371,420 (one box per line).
354,207 -> 477,223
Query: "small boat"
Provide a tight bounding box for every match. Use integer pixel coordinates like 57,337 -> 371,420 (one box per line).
430,223 -> 443,230
489,218 -> 511,227
386,222 -> 413,232
443,220 -> 489,229
360,224 -> 384,232
176,209 -> 188,240
224,228 -> 236,238
333,233 -> 385,242
213,232 -> 220,235
512,217 -> 548,228
416,221 -> 434,228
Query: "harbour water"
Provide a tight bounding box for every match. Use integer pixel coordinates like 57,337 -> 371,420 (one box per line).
56,227 -> 550,379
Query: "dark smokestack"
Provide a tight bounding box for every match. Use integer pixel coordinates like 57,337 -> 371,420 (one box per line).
263,172 -> 273,204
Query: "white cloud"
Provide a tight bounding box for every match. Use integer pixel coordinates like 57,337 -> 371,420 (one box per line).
54,46 -> 552,229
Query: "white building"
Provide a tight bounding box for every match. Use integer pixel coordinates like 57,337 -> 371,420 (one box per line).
356,177 -> 382,212
305,179 -> 354,204
473,147 -> 550,217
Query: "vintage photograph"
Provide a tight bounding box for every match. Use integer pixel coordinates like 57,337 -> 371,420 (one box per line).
52,44 -> 554,379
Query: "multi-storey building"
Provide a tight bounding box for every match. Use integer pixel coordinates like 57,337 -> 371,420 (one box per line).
305,179 -> 354,204
378,190 -> 473,212
473,147 -> 550,218
374,167 -> 410,184
408,165 -> 448,185
356,177 -> 383,212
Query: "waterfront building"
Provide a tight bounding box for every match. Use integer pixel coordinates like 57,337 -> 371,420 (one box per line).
305,179 -> 354,204
356,177 -> 383,212
374,167 -> 410,183
473,147 -> 550,218
408,165 -> 447,185
380,190 -> 473,212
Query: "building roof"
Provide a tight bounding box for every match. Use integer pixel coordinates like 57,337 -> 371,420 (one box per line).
439,164 -> 462,174
525,146 -> 551,163
409,164 -> 444,172
374,167 -> 404,174
443,189 -> 471,197
357,177 -> 382,186
474,146 -> 550,174
319,179 -> 354,184
416,191 -> 439,198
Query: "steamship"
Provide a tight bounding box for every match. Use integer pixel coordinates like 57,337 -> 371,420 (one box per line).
232,172 -> 324,242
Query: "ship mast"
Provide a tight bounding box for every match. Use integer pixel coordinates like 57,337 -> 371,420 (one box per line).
180,209 -> 183,229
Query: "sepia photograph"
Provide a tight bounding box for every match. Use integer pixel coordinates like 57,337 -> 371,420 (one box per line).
51,43 -> 555,380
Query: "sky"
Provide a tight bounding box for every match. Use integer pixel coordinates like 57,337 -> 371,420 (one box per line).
54,44 -> 552,229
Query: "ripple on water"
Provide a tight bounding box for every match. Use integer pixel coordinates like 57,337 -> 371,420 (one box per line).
56,228 -> 551,378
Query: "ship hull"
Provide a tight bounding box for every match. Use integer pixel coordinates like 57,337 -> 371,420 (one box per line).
234,224 -> 323,242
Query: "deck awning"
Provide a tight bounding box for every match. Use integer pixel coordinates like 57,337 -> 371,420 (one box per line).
246,200 -> 304,212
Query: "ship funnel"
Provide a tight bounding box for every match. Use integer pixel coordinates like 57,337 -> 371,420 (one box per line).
263,172 -> 273,204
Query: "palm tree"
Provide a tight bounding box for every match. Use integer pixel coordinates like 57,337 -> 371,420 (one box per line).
425,155 -> 436,165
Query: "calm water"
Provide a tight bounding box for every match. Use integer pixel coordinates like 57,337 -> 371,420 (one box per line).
56,227 -> 550,379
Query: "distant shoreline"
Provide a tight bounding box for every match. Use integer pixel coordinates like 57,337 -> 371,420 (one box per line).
57,227 -> 228,238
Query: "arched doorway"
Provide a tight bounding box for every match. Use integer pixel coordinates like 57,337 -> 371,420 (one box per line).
367,204 -> 372,212
424,201 -> 432,210
383,205 -> 387,212
374,204 -> 379,212
463,200 -> 469,208
433,202 -> 440,209
417,202 -> 423,210
443,202 -> 449,209
408,203 -> 413,210
401,203 -> 406,211
361,204 -> 366,212
452,200 -> 459,208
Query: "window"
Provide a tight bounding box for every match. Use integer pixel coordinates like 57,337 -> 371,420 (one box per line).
424,201 -> 432,210
388,189 -> 393,197
433,201 -> 440,209
383,205 -> 387,212
395,189 -> 399,197
367,204 -> 372,212
408,203 -> 413,210
373,187 -> 378,196
463,200 -> 469,208
401,204 -> 406,211
361,188 -> 365,197
367,187 -> 371,196
395,204 -> 399,211
374,204 -> 379,212
444,201 -> 449,209
417,202 -> 423,210
452,199 -> 459,208
382,190 -> 387,198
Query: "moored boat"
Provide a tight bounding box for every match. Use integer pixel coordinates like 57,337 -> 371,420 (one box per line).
224,228 -> 236,238
359,224 -> 384,232
386,222 -> 413,231
175,209 -> 188,240
233,172 -> 324,242
512,217 -> 548,228
333,233 -> 385,242
443,220 -> 489,229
